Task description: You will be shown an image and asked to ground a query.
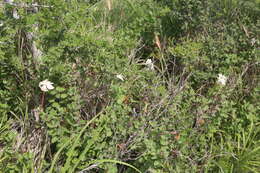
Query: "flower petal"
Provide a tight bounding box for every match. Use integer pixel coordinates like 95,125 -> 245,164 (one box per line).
39,79 -> 54,92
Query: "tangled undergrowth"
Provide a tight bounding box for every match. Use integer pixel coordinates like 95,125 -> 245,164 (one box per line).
0,0 -> 259,172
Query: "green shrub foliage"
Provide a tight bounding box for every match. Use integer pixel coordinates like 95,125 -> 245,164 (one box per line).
0,0 -> 259,172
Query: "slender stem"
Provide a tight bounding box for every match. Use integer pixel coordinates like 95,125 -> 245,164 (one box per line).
41,92 -> 45,111
0,2 -> 53,8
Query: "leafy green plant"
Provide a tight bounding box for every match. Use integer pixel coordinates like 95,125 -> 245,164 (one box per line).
0,0 -> 259,172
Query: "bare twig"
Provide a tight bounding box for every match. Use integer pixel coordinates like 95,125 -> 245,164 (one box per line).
0,1 -> 53,8
78,164 -> 100,173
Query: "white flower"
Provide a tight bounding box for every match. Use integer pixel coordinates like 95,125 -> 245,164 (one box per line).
116,74 -> 124,81
12,9 -> 20,19
145,59 -> 154,70
217,74 -> 227,86
39,79 -> 54,92
251,38 -> 256,46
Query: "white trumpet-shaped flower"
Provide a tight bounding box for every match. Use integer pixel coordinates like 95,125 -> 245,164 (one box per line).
39,79 -> 54,92
217,74 -> 227,86
116,74 -> 124,81
145,59 -> 154,70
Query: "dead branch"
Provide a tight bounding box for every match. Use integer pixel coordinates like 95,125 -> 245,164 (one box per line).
0,1 -> 53,8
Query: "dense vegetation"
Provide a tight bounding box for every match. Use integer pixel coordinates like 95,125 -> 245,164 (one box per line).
0,0 -> 259,172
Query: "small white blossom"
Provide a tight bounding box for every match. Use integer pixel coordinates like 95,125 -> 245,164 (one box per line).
250,38 -> 256,46
39,79 -> 54,92
12,9 -> 20,19
145,59 -> 154,70
217,74 -> 227,86
116,74 -> 124,81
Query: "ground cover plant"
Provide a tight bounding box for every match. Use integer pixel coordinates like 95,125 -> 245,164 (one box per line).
0,0 -> 259,172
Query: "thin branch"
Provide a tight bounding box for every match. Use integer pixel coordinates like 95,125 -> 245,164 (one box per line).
0,1 -> 53,8
78,164 -> 100,173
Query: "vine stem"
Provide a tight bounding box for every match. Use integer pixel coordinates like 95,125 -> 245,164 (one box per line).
41,92 -> 45,111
